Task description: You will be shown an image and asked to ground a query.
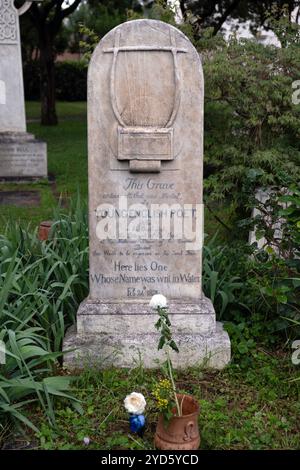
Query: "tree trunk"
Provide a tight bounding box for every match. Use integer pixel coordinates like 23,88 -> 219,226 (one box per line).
39,39 -> 58,126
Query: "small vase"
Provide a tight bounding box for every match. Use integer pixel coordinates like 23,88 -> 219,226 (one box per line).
129,414 -> 146,437
154,394 -> 200,450
38,221 -> 53,241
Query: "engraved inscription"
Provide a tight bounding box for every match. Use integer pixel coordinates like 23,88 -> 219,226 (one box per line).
0,142 -> 47,177
90,259 -> 201,299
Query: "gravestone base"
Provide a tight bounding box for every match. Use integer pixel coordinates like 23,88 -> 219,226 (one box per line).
63,296 -> 231,370
0,132 -> 47,179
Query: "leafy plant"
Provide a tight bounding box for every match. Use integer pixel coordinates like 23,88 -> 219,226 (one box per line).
224,321 -> 257,368
0,197 -> 88,434
237,182 -> 300,338
202,235 -> 246,318
200,11 -> 300,204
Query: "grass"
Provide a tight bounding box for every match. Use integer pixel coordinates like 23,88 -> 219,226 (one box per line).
5,352 -> 299,450
26,101 -> 87,121
0,102 -> 87,232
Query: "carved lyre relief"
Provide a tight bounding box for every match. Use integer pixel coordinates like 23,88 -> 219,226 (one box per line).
104,28 -> 187,172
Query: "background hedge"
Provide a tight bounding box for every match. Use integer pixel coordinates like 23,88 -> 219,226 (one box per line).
24,60 -> 87,101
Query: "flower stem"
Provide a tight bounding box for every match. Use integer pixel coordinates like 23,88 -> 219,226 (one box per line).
167,348 -> 181,417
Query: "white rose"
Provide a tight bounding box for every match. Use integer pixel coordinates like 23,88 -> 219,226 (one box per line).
149,294 -> 168,309
124,392 -> 146,415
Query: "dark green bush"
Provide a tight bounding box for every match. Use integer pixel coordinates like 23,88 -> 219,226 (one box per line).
55,61 -> 87,101
24,60 -> 87,101
23,61 -> 40,100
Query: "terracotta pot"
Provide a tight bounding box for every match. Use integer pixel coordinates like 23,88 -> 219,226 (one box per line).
38,221 -> 53,241
154,394 -> 200,450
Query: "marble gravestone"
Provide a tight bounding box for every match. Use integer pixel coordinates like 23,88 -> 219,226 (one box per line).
0,0 -> 47,179
64,19 -> 231,369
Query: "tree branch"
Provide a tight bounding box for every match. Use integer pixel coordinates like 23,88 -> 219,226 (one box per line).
213,0 -> 243,35
61,0 -> 82,20
51,0 -> 64,32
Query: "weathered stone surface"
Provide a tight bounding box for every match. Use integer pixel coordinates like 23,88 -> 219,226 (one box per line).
63,19 -> 231,369
76,297 -> 216,336
87,19 -> 204,300
64,322 -> 230,370
0,1 -> 48,179
0,132 -> 47,178
0,0 -> 26,133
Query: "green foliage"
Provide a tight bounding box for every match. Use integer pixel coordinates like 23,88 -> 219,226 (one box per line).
24,61 -> 87,101
265,4 -> 300,48
78,25 -> 101,62
203,180 -> 300,358
69,0 -> 145,61
180,0 -> 300,39
224,321 -> 257,367
0,198 -> 88,434
9,355 -> 299,450
237,181 -> 300,337
23,61 -> 40,100
202,235 -> 246,318
55,61 -> 87,101
155,307 -> 179,353
1,197 -> 88,347
200,14 -> 300,203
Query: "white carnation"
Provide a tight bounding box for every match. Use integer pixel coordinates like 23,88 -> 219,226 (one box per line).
149,294 -> 168,309
124,392 -> 146,415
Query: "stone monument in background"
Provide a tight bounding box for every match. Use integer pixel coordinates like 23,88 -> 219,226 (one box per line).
0,0 -> 47,179
64,19 -> 231,369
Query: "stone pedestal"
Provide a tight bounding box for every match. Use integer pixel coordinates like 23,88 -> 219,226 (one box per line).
63,297 -> 231,369
0,132 -> 47,179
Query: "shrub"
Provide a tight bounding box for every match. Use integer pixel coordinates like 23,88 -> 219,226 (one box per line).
24,60 -> 87,101
55,61 -> 87,101
203,182 -> 300,355
202,31 -> 300,204
238,182 -> 300,339
23,61 -> 40,100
